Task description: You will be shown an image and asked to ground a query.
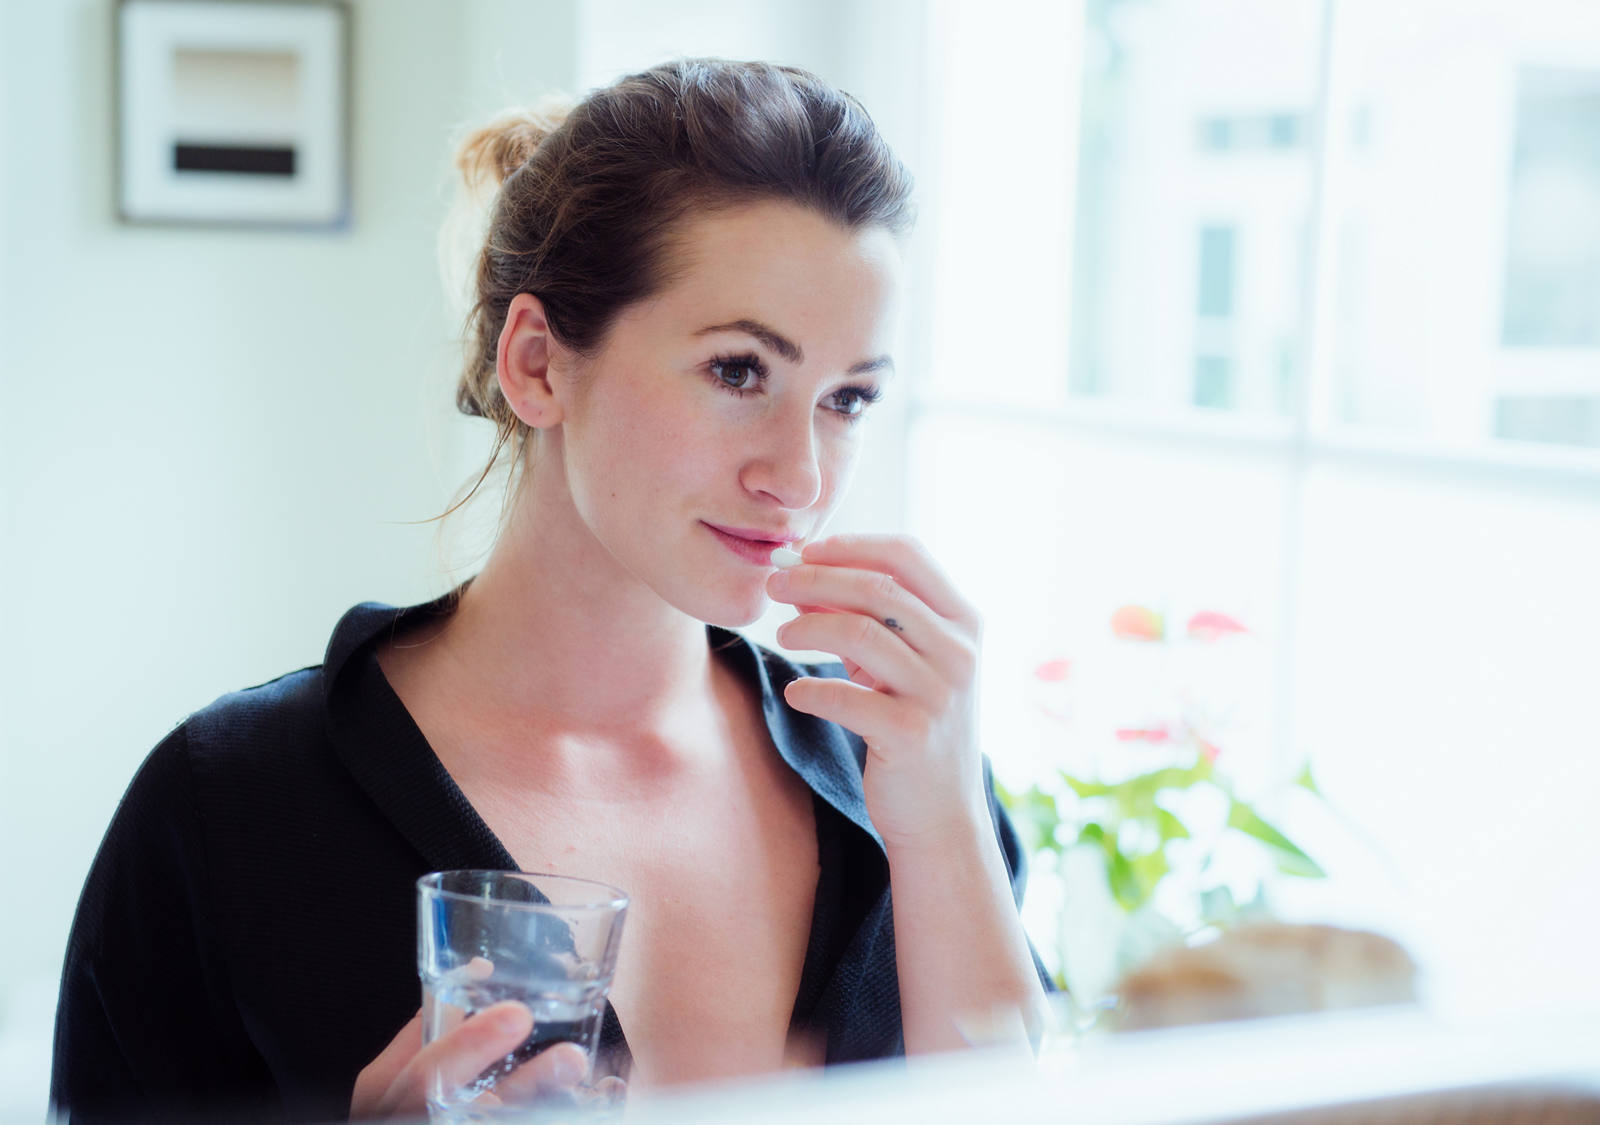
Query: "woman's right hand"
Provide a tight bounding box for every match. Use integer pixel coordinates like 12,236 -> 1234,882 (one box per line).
349,1001 -> 588,1119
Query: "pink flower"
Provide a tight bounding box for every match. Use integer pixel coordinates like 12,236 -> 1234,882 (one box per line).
1111,605 -> 1164,641
1186,610 -> 1248,642
1114,725 -> 1172,743
1034,658 -> 1073,682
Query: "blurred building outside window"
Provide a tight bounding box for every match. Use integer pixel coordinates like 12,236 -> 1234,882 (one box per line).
913,0 -> 1600,1002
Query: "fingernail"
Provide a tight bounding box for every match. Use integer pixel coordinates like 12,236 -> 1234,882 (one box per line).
768,568 -> 791,594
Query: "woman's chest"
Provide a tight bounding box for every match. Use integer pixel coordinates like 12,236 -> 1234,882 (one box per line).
471,759 -> 824,1086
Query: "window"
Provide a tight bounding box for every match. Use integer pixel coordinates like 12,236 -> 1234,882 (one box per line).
1194,224 -> 1237,407
1063,0 -> 1321,419
1325,0 -> 1600,450
1501,69 -> 1600,351
1495,67 -> 1600,446
917,0 -> 1600,999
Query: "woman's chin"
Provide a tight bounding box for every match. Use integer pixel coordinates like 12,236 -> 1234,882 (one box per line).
683,588 -> 769,631
700,603 -> 767,631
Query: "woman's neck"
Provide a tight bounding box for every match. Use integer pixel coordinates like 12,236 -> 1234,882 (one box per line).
427,483 -> 725,750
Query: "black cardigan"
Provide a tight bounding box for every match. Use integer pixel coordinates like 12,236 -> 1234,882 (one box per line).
51,595 -> 1043,1123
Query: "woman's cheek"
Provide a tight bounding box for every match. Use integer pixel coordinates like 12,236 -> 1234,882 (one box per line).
820,435 -> 862,506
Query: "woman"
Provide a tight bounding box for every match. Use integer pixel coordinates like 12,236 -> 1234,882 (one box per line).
51,58 -> 1049,1122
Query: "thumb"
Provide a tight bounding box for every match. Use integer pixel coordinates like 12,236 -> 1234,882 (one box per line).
385,1000 -> 535,1117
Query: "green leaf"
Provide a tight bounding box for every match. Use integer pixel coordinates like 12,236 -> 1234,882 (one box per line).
1153,806 -> 1191,842
1227,800 -> 1326,878
999,784 -> 1064,855
1140,760 -> 1215,796
1109,760 -> 1215,820
1102,837 -> 1142,911
1060,771 -> 1114,798
1129,848 -> 1170,901
1112,786 -> 1151,820
1076,822 -> 1107,847
1272,853 -> 1327,878
1295,762 -> 1323,797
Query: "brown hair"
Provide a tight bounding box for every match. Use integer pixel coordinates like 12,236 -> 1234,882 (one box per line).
444,58 -> 915,517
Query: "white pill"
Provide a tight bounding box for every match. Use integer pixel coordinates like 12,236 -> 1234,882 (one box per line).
771,546 -> 804,569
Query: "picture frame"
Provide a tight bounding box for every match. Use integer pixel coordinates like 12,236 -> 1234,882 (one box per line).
115,0 -> 351,230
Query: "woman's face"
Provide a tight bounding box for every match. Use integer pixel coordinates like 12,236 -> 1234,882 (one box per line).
549,198 -> 903,627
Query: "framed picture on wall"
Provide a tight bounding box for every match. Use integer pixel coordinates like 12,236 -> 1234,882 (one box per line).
115,0 -> 351,229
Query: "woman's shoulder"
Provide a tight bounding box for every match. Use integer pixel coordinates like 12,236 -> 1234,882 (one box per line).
137,596 -> 423,813
180,592 -> 453,760
107,666 -> 339,857
92,601 -> 429,912
183,663 -> 326,751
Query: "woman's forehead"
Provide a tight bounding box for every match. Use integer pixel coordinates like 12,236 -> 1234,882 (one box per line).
645,201 -> 903,341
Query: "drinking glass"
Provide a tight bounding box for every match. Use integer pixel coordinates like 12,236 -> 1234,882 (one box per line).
417,870 -> 629,1122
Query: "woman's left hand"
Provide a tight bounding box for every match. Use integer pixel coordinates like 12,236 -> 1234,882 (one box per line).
766,533 -> 987,849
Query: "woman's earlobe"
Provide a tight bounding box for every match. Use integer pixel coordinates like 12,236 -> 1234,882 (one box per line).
496,293 -> 566,429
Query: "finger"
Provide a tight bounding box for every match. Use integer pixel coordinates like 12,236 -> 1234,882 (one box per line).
589,1075 -> 627,1103
770,562 -> 943,640
783,674 -> 922,749
429,1001 -> 538,1098
491,1040 -> 588,1101
801,534 -> 978,628
770,564 -> 969,681
840,656 -> 881,691
381,1000 -> 535,1117
778,611 -> 943,704
350,1009 -> 424,1118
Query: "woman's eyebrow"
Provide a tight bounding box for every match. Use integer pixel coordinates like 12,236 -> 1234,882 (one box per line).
695,318 -> 894,377
849,356 -> 895,379
696,318 -> 803,363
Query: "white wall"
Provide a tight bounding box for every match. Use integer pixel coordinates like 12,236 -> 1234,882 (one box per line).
0,0 -> 582,1115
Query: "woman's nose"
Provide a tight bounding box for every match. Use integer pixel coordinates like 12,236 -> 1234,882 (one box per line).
742,408 -> 823,510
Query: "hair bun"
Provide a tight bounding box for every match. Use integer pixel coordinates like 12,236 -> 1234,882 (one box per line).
454,97 -> 574,190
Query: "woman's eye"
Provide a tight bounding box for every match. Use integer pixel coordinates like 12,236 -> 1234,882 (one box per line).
709,355 -> 766,394
828,385 -> 883,419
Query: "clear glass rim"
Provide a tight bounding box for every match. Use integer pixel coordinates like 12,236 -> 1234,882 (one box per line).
416,869 -> 629,912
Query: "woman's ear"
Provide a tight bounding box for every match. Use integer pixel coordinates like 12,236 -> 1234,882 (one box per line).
496,293 -> 567,429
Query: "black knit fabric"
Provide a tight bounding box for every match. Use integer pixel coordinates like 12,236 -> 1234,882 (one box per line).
51,594 -> 1045,1123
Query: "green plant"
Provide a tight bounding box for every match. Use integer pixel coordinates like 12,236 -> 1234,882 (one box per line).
999,603 -> 1330,998
1001,757 -> 1325,921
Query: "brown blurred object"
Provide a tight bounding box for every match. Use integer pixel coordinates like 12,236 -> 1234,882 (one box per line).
1115,923 -> 1419,1032
1227,1084 -> 1600,1124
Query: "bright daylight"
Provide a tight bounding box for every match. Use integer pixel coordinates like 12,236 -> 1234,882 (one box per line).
2,1 -> 1597,1123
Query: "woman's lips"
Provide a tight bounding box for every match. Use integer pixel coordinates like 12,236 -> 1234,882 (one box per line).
703,523 -> 790,565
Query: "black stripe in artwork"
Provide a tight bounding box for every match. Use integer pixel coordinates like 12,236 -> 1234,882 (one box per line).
173,143 -> 297,176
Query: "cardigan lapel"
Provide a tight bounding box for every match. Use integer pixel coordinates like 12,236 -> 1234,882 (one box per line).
321,599 -> 517,875
710,626 -> 885,854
